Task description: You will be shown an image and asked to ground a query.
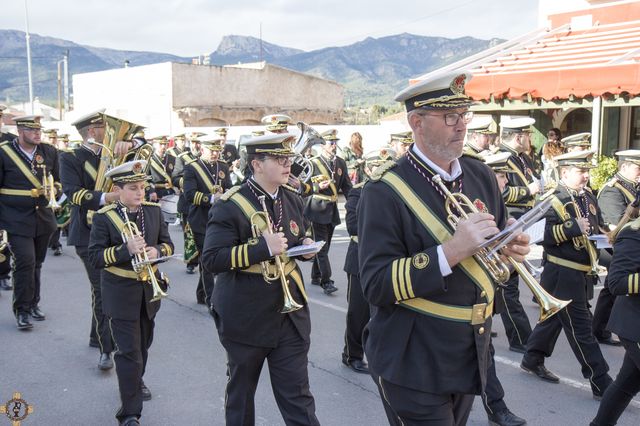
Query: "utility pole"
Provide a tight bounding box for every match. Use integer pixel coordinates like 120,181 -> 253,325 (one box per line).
63,50 -> 69,113
23,0 -> 34,114
57,59 -> 63,119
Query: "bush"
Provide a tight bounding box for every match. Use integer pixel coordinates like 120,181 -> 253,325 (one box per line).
590,155 -> 618,191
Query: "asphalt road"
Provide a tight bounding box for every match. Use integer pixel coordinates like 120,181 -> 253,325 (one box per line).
1,215 -> 639,425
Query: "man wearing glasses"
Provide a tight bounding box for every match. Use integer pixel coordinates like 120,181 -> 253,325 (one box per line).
358,71 -> 531,424
202,133 -> 320,425
0,115 -> 60,330
304,129 -> 352,295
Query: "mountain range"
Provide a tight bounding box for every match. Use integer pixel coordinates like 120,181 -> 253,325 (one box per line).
0,29 -> 502,108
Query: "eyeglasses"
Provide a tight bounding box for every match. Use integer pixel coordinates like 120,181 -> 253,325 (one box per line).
325,141 -> 337,146
419,111 -> 474,126
268,156 -> 294,166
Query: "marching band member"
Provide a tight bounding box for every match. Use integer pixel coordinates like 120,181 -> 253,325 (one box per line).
590,206 -> 640,425
202,133 -> 320,425
0,115 -> 59,330
496,117 -> 538,353
521,150 -> 613,400
148,136 -> 174,202
88,160 -> 173,426
389,131 -> 413,158
341,149 -> 396,375
305,129 -> 351,295
464,115 -> 495,157
43,128 -> 65,256
183,136 -> 232,308
592,150 -> 640,346
358,72 -> 530,424
562,132 -> 592,153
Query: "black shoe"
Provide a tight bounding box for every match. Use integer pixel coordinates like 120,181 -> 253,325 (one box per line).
509,345 -> 526,354
0,278 -> 12,291
98,353 -> 113,370
16,313 -> 33,330
310,279 -> 321,286
140,381 -> 152,401
186,265 -> 195,274
520,360 -> 560,383
597,336 -> 622,347
119,416 -> 140,426
30,306 -> 46,321
53,246 -> 63,256
488,408 -> 527,426
321,281 -> 337,295
342,359 -> 369,374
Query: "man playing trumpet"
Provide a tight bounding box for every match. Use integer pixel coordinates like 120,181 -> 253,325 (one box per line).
358,72 -> 531,425
202,133 -> 320,426
88,160 -> 173,426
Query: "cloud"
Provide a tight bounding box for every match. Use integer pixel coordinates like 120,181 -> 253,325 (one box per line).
0,0 -> 538,55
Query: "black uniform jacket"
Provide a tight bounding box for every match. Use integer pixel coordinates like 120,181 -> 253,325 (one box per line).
343,184 -> 362,276
149,154 -> 175,199
499,143 -> 536,217
88,202 -> 173,321
607,219 -> 640,342
202,181 -> 311,348
358,150 -> 507,395
59,145 -> 103,246
541,184 -> 603,301
303,154 -> 352,225
0,139 -> 58,238
183,159 -> 232,234
597,173 -> 637,227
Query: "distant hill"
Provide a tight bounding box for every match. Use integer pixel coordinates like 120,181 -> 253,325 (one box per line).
0,29 -> 502,107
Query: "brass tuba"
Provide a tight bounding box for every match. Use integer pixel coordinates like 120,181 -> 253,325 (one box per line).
121,207 -> 167,302
292,122 -> 325,183
250,195 -> 303,313
432,175 -> 571,323
86,114 -> 145,224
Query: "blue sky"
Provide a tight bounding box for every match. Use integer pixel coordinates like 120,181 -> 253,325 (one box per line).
0,0 -> 539,55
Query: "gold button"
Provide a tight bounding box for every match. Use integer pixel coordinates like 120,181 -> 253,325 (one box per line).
480,291 -> 486,297
478,327 -> 485,335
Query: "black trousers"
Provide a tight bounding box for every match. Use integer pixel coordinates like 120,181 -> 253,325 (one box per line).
591,338 -> 640,426
311,222 -> 335,283
9,233 -> 51,315
524,268 -> 610,392
75,245 -> 113,354
220,316 -> 319,426
193,232 -> 214,306
592,282 -> 615,340
109,307 -> 155,422
498,273 -> 532,349
342,273 -> 370,363
482,341 -> 508,415
372,373 -> 475,426
48,228 -> 62,249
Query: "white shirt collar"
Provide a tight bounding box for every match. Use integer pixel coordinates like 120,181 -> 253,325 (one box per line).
411,144 -> 462,182
18,143 -> 36,160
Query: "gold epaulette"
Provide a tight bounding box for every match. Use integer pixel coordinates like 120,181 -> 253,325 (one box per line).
0,141 -> 9,147
605,177 -> 618,188
368,160 -> 396,182
97,204 -> 118,214
220,185 -> 241,202
282,184 -> 298,193
352,181 -> 367,189
142,201 -> 160,207
461,151 -> 484,161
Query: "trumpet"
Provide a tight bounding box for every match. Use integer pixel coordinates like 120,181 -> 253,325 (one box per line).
432,175 -> 571,323
310,174 -> 332,185
250,195 -> 303,314
0,229 -> 8,263
37,164 -> 61,210
121,207 -> 167,302
564,191 -> 599,276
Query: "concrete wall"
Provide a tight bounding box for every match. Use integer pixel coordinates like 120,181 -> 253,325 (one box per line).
171,62 -> 343,126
